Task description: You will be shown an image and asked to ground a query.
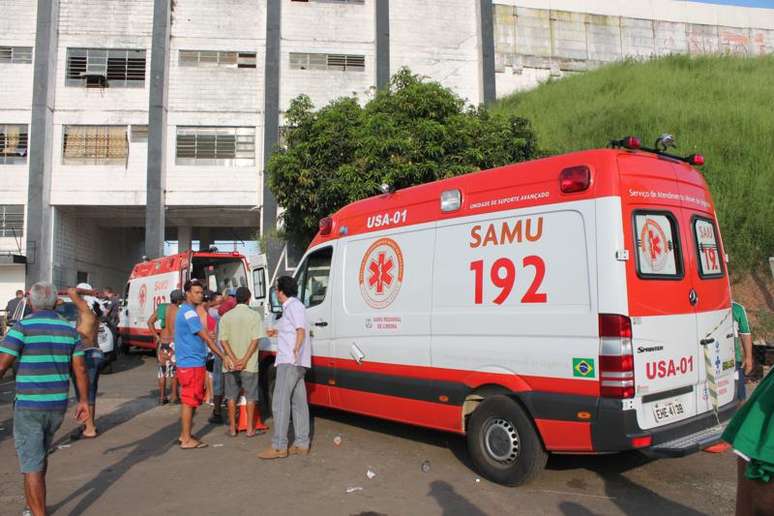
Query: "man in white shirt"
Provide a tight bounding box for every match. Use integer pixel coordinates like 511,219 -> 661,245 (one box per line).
258,276 -> 311,459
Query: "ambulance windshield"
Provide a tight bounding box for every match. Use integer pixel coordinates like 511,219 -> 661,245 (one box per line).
191,257 -> 248,293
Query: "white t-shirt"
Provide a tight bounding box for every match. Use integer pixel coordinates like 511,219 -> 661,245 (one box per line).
275,296 -> 311,368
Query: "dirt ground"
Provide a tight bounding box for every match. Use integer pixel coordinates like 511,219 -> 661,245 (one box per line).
0,353 -> 744,516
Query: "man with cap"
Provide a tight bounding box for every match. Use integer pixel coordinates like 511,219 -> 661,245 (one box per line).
148,289 -> 185,404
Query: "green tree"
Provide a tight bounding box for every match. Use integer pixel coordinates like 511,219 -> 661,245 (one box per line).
267,68 -> 539,244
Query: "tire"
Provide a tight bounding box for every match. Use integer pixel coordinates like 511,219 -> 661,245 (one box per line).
466,395 -> 547,486
260,361 -> 277,419
118,336 -> 130,356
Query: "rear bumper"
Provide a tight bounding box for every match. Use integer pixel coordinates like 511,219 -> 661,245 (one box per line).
590,397 -> 737,454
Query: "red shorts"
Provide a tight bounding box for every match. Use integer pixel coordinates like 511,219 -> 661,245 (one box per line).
177,366 -> 206,408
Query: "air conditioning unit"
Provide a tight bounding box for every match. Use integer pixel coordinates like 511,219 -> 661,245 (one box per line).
79,71 -> 107,88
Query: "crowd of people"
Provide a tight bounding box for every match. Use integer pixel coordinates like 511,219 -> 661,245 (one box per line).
0,278 -> 771,515
0,275 -> 312,515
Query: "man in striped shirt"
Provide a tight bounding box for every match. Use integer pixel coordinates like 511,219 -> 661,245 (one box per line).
0,282 -> 89,516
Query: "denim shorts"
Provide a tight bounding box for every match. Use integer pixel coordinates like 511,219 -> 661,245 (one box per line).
85,348 -> 104,404
14,408 -> 65,473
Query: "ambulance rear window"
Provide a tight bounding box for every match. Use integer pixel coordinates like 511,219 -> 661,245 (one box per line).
693,217 -> 724,278
633,211 -> 683,279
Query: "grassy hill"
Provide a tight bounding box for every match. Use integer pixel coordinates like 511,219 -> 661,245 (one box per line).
493,55 -> 774,275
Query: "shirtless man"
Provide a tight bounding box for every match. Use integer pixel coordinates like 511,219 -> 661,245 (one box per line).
147,289 -> 184,404
67,285 -> 101,438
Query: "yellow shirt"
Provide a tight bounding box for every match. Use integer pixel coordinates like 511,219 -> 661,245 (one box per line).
219,304 -> 265,373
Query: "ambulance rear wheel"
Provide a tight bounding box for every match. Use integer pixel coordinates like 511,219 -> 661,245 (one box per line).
467,395 -> 547,486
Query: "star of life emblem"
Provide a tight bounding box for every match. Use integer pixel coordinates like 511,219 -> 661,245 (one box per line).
359,238 -> 404,309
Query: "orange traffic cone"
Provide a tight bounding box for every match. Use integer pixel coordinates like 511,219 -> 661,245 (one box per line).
237,395 -> 269,432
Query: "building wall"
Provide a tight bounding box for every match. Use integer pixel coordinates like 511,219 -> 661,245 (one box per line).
390,0 -> 483,105
494,0 -> 774,95
0,0 -> 37,211
167,0 -> 266,207
52,208 -> 144,290
0,265 -> 25,312
51,0 -> 153,206
281,0 -> 375,110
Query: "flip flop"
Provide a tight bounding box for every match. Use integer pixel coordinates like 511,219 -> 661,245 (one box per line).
180,441 -> 208,450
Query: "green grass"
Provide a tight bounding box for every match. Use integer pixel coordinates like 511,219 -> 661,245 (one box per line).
493,55 -> 774,273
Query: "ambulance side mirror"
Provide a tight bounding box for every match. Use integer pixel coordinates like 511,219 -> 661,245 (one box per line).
252,267 -> 267,301
268,287 -> 282,315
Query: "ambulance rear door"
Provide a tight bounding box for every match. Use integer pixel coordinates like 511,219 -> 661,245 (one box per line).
620,154 -> 701,430
676,170 -> 735,413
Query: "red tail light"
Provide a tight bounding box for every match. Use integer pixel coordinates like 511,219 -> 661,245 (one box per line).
599,314 -> 635,399
560,166 -> 591,193
319,217 -> 333,236
599,314 -> 632,338
623,136 -> 640,149
688,153 -> 705,166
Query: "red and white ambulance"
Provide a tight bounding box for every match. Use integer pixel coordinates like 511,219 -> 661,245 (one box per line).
266,137 -> 737,485
119,250 -> 268,350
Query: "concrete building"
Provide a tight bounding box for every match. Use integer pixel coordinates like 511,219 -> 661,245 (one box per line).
1,0 -> 773,303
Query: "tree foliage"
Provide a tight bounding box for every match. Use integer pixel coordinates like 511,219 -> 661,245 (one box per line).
267,68 -> 539,244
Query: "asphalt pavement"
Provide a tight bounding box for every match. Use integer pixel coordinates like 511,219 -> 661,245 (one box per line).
0,352 -> 738,515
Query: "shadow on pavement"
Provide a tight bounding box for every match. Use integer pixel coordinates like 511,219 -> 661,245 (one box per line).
51,394 -> 158,449
49,419 -> 180,516
102,350 -> 148,375
550,452 -> 706,516
428,480 -> 487,516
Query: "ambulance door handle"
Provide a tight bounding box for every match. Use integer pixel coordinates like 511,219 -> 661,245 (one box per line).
314,320 -> 328,327
700,338 -> 715,346
350,343 -> 365,364
726,333 -> 734,339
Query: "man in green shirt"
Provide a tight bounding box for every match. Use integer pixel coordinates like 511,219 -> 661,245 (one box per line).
722,366 -> 774,515
732,301 -> 753,401
219,286 -> 266,437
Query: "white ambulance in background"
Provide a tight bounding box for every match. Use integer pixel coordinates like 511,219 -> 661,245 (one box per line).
120,251 -> 268,350
265,137 -> 737,486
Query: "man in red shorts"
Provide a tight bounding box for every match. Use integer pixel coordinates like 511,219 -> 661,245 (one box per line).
174,280 -> 232,449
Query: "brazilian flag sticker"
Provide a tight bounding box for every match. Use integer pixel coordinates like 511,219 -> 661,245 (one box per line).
573,358 -> 595,378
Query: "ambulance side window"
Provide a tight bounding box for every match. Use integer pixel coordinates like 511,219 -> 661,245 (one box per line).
296,246 -> 333,308
632,211 -> 683,279
693,217 -> 724,279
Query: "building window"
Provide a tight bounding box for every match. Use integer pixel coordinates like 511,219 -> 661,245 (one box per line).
290,52 -> 365,72
66,48 -> 146,88
0,46 -> 33,64
63,126 -> 128,164
77,271 -> 89,284
0,205 -> 24,238
130,125 -> 148,143
0,124 -> 29,165
176,127 -> 255,166
178,50 -> 256,69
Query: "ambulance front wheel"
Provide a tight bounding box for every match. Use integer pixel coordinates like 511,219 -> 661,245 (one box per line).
466,395 -> 547,486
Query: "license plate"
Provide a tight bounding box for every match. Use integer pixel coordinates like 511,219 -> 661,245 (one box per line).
652,399 -> 685,423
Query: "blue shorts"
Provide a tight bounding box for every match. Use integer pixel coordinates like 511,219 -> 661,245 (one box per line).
14,408 -> 65,473
85,348 -> 104,404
